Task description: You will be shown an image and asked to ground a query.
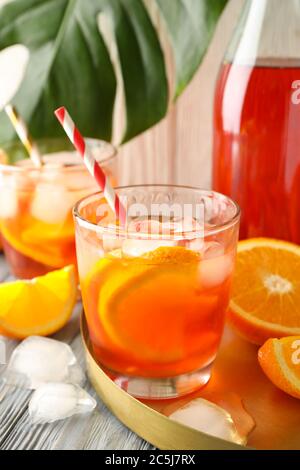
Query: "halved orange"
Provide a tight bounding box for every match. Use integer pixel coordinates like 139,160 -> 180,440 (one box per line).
228,238 -> 300,345
258,336 -> 300,399
0,265 -> 77,338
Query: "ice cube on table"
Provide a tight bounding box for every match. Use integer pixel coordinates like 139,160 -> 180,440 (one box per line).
29,383 -> 96,424
169,398 -> 245,445
3,336 -> 84,390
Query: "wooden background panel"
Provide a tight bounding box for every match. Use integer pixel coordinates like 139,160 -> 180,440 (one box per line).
118,0 -> 244,188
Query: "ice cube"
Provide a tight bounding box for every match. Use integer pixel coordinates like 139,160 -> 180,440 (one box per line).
130,219 -> 162,235
164,217 -> 204,251
169,398 -> 245,445
66,172 -> 94,191
184,238 -> 205,252
42,151 -> 82,167
122,218 -> 177,256
198,253 -> 234,288
203,241 -> 224,259
0,175 -> 18,218
3,336 -> 84,390
31,182 -> 77,224
29,383 -> 96,424
161,217 -> 204,242
102,223 -> 123,252
122,239 -> 177,257
103,234 -> 123,252
42,152 -> 93,191
76,230 -> 105,278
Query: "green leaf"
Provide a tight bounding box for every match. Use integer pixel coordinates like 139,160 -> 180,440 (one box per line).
0,0 -> 227,144
155,0 -> 228,98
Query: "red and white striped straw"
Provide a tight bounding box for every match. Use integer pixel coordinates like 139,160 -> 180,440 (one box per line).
55,107 -> 125,226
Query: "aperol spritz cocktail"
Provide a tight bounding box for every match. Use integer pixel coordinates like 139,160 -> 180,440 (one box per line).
0,139 -> 117,279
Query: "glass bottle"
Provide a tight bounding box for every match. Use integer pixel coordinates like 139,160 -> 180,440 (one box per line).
212,0 -> 300,242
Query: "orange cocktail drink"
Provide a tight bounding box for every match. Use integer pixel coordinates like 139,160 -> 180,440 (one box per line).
0,139 -> 116,279
74,186 -> 240,399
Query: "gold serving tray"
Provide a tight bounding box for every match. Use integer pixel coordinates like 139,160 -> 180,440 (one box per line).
81,313 -> 300,450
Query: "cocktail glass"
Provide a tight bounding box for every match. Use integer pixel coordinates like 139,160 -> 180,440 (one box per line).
0,138 -> 117,279
74,185 -> 240,399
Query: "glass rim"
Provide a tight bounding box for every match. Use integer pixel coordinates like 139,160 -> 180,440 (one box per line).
73,184 -> 241,238
0,137 -> 117,174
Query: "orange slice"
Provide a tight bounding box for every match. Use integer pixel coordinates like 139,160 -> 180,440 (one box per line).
22,220 -> 74,244
258,336 -> 300,399
228,238 -> 300,345
96,247 -> 215,362
0,222 -> 73,268
0,265 -> 77,338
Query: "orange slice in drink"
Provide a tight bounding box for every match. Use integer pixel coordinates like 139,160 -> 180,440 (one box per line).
0,222 -> 73,268
228,238 -> 300,345
0,265 -> 77,338
258,336 -> 300,399
95,247 -> 217,362
22,220 -> 74,244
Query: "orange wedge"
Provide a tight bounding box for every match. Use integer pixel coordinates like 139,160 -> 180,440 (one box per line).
228,238 -> 300,345
258,336 -> 300,399
0,265 -> 77,338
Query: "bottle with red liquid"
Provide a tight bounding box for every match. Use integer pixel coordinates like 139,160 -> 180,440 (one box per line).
213,0 -> 300,242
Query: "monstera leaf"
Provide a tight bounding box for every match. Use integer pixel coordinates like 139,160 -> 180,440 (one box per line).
0,0 -> 227,144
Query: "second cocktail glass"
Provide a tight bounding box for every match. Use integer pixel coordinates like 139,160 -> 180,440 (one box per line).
74,185 -> 240,399
0,138 -> 117,279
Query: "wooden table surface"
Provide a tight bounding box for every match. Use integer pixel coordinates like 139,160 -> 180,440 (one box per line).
0,255 -> 153,450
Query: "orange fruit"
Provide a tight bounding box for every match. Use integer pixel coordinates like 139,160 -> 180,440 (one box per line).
0,265 -> 77,338
228,238 -> 300,345
258,336 -> 300,399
